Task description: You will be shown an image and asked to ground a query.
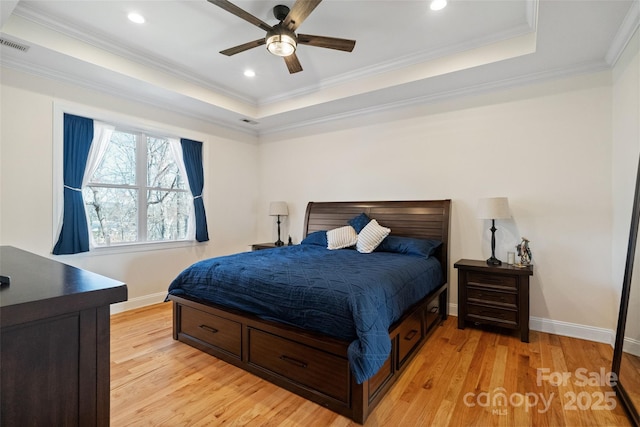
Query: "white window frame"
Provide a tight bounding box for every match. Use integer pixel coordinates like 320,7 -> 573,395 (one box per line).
52,101 -> 208,256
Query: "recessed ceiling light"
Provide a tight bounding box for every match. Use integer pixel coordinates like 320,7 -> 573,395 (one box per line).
128,12 -> 145,24
430,0 -> 448,11
244,69 -> 256,78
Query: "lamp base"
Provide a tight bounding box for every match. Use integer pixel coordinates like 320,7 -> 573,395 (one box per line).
274,240 -> 284,247
486,256 -> 502,266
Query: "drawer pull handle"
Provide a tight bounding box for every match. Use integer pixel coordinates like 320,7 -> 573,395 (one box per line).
404,330 -> 418,341
199,325 -> 219,334
279,355 -> 307,368
429,306 -> 439,313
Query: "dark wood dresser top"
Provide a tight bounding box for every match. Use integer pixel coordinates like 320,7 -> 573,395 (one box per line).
0,245 -> 127,327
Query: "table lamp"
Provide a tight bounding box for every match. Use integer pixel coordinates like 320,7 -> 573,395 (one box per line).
269,201 -> 288,246
477,197 -> 510,266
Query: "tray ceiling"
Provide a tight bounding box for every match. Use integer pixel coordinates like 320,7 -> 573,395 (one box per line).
0,0 -> 637,134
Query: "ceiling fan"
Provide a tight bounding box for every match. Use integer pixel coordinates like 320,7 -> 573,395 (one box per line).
207,0 -> 356,74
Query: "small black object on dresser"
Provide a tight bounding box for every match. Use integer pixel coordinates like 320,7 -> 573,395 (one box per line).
455,258 -> 533,342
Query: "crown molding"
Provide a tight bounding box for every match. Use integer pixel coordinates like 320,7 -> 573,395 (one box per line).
605,0 -> 640,66
526,0 -> 539,29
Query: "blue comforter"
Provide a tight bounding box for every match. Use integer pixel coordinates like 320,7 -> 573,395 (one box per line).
167,245 -> 443,383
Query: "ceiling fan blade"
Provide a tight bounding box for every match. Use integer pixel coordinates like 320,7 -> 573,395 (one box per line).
284,53 -> 303,74
207,0 -> 272,32
220,38 -> 266,56
297,34 -> 356,52
282,0 -> 322,31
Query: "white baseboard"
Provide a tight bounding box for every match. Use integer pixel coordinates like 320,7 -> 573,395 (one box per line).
449,303 -> 458,317
110,291 -> 167,314
529,316 -> 615,345
624,336 -> 640,357
448,303 -> 616,345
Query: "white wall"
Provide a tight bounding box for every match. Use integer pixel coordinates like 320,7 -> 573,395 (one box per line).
258,71 -> 616,334
0,68 -> 260,308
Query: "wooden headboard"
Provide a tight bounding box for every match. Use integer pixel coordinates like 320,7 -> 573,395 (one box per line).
303,200 -> 451,283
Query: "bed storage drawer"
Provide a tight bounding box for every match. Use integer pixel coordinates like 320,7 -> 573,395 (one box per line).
248,328 -> 349,403
425,295 -> 441,331
180,306 -> 242,357
397,311 -> 422,366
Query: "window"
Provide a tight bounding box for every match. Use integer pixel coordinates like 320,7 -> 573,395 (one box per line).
83,130 -> 191,246
53,109 -> 208,255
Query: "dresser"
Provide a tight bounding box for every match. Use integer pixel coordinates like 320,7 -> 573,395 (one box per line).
0,246 -> 127,426
454,258 -> 533,342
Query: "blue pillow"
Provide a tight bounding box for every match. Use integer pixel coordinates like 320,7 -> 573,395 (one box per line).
301,230 -> 328,247
348,213 -> 371,233
376,236 -> 442,258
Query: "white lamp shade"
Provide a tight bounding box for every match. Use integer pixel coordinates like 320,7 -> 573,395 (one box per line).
269,201 -> 288,216
477,197 -> 510,219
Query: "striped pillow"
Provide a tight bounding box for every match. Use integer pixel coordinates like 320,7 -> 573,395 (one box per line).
357,219 -> 391,253
327,225 -> 358,250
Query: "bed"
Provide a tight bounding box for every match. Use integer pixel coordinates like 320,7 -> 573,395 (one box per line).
167,200 -> 451,423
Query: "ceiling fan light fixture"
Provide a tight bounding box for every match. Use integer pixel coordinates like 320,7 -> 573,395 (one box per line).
266,25 -> 297,57
266,33 -> 296,57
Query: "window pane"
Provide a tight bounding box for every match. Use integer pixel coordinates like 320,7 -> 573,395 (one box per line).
147,190 -> 189,241
147,137 -> 186,190
84,186 -> 138,245
90,131 -> 136,185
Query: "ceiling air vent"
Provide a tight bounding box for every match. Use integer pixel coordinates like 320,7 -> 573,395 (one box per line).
240,118 -> 258,125
0,38 -> 30,52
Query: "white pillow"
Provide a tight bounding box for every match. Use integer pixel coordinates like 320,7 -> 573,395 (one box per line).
357,219 -> 391,253
327,225 -> 358,250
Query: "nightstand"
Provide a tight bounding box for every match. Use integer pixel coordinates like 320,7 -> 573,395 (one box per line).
251,242 -> 280,251
454,259 -> 533,342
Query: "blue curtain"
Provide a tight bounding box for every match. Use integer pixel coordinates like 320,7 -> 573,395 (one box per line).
181,138 -> 209,242
53,114 -> 94,255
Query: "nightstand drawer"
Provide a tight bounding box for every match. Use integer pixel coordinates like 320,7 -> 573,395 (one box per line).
467,271 -> 517,290
467,287 -> 517,308
467,303 -> 517,325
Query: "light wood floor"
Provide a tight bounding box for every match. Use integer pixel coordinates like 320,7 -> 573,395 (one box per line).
110,303 -> 633,426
